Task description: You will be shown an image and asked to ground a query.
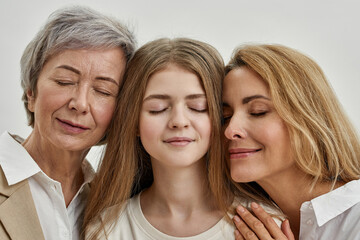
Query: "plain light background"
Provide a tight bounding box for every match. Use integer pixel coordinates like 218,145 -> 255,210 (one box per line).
1,0 -> 359,167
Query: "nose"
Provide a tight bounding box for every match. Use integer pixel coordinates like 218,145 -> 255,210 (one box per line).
68,84 -> 90,114
168,106 -> 190,129
224,115 -> 247,140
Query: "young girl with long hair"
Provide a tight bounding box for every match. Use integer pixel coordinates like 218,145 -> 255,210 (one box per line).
84,38 -> 239,239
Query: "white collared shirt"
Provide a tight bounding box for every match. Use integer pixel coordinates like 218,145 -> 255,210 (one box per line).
0,131 -> 95,240
299,179 -> 360,239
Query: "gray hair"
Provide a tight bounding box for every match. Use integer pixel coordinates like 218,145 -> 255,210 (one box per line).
20,5 -> 136,127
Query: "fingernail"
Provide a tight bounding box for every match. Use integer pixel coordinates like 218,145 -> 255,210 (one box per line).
237,205 -> 245,213
285,219 -> 291,227
233,215 -> 240,222
251,202 -> 259,209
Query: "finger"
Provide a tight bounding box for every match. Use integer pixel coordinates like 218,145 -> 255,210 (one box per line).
250,202 -> 286,239
233,215 -> 259,240
281,219 -> 295,240
235,229 -> 245,240
235,206 -> 270,239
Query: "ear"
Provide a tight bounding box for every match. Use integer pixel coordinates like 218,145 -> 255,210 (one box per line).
26,89 -> 35,112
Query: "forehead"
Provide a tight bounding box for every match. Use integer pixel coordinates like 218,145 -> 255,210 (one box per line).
47,48 -> 125,65
39,48 -> 126,82
223,67 -> 269,101
145,64 -> 204,95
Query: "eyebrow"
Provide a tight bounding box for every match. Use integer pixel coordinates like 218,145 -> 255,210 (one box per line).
56,65 -> 119,86
95,76 -> 119,86
242,95 -> 270,104
222,95 -> 270,107
57,65 -> 80,74
143,94 -> 206,102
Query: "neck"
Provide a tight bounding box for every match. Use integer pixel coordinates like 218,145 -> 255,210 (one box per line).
143,159 -> 215,214
22,130 -> 87,206
257,165 -> 341,239
140,158 -> 222,237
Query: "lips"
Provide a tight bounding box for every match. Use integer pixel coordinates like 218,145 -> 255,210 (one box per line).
57,118 -> 90,133
163,137 -> 194,146
228,148 -> 261,159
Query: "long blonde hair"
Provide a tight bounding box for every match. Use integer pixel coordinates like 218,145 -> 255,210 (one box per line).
220,44 -> 360,206
83,38 -> 224,239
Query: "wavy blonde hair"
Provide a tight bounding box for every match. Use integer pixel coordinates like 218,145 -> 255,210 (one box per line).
83,38 -> 225,239
218,44 -> 360,208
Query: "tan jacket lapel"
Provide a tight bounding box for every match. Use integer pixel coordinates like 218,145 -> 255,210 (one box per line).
0,168 -> 45,240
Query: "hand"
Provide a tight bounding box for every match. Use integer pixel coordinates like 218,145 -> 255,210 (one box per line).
233,202 -> 295,240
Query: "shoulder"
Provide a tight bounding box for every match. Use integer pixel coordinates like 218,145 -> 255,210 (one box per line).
0,165 -> 29,203
86,198 -> 133,239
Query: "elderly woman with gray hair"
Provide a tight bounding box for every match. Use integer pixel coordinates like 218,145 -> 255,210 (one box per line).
0,6 -> 135,240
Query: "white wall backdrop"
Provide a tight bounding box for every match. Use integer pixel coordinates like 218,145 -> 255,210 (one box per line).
1,0 -> 359,166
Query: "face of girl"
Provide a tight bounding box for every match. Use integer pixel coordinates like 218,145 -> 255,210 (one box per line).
139,64 -> 211,169
222,67 -> 294,185
27,48 -> 125,152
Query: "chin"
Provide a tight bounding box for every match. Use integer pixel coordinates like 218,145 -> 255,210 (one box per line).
53,136 -> 93,152
230,170 -> 253,183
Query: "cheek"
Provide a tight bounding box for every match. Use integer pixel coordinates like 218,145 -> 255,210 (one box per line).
139,116 -> 163,155
139,115 -> 160,142
260,120 -> 291,158
34,88 -> 70,115
195,116 -> 212,143
92,100 -> 116,128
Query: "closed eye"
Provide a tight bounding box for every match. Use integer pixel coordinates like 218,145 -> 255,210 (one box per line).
190,107 -> 207,113
149,108 -> 167,114
95,89 -> 112,96
222,115 -> 232,124
55,80 -> 75,86
250,111 -> 267,117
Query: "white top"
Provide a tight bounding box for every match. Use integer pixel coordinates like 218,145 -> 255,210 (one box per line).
0,131 -> 95,240
299,178 -> 360,239
94,193 -> 236,240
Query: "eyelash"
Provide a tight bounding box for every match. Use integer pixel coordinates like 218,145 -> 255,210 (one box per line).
222,116 -> 231,124
190,108 -> 207,113
95,89 -> 111,96
55,80 -> 74,86
221,111 -> 267,123
56,80 -> 112,97
149,107 -> 207,115
149,109 -> 167,114
250,111 -> 268,117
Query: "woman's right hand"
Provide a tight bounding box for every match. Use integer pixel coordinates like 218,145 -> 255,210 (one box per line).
233,202 -> 295,240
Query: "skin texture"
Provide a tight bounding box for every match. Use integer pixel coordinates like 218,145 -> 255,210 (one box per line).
139,64 -> 211,169
139,64 -> 222,237
223,67 -> 296,239
233,203 -> 294,240
23,48 -> 126,205
26,49 -> 125,152
223,67 -> 294,186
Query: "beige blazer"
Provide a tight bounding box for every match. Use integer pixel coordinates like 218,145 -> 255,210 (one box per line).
0,167 -> 45,240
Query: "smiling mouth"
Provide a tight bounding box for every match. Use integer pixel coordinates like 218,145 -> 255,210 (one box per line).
57,118 -> 90,132
163,137 -> 194,146
228,148 -> 261,159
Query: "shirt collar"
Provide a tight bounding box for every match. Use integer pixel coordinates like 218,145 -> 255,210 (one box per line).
0,131 -> 41,185
82,158 -> 95,184
308,179 -> 360,226
0,131 -> 96,186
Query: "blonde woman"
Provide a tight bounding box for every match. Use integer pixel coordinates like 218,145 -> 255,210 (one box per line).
221,44 -> 360,239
